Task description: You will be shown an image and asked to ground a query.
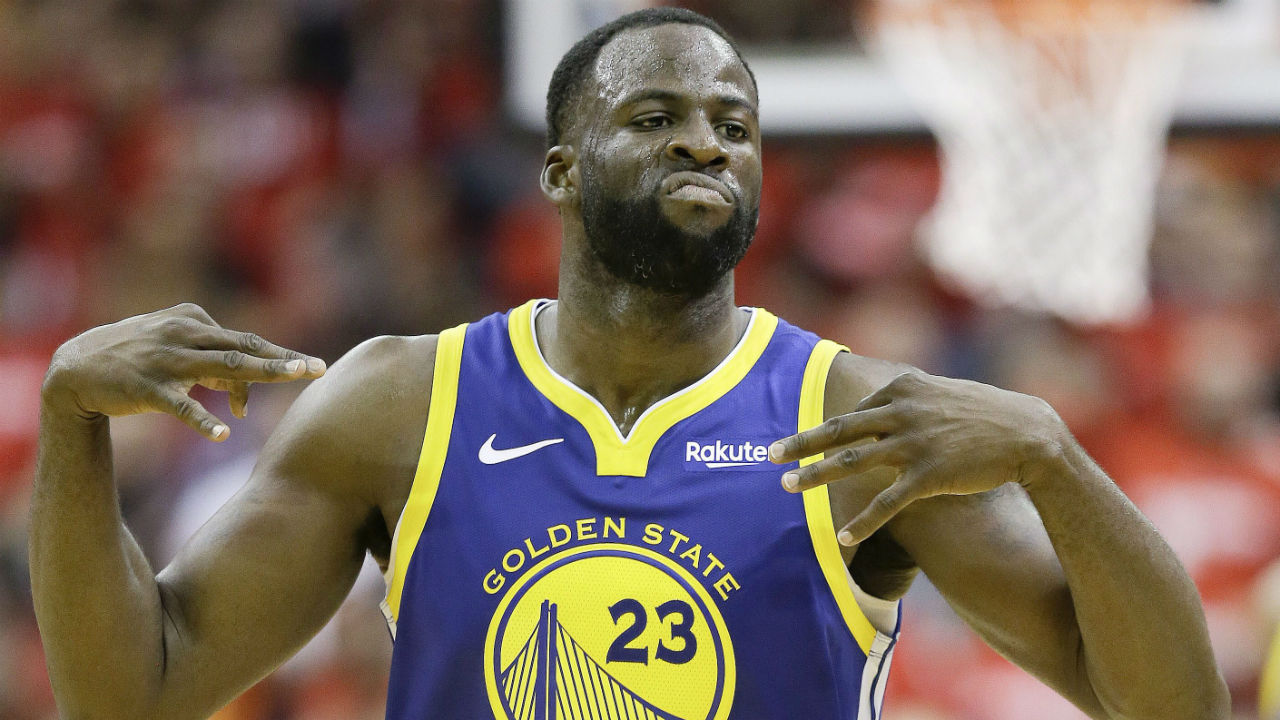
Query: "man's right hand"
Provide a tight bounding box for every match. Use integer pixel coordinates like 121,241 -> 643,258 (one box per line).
41,303 -> 327,441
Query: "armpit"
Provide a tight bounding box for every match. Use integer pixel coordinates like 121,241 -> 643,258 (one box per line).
848,527 -> 919,602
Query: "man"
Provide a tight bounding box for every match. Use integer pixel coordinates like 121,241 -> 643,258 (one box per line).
31,8 -> 1227,720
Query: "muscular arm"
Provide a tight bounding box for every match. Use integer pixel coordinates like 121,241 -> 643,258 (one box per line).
779,352 -> 1229,720
30,308 -> 435,720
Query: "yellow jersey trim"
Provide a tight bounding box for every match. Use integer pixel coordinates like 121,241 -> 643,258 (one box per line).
1262,624 -> 1280,718
799,339 -> 878,654
382,323 -> 467,628
508,299 -> 779,477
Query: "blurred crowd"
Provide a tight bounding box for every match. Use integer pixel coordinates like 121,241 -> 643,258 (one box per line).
1,1 -> 1278,719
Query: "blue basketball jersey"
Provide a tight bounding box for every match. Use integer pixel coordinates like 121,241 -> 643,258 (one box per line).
381,300 -> 901,720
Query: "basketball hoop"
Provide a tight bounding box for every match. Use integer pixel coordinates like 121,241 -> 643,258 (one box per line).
870,0 -> 1192,324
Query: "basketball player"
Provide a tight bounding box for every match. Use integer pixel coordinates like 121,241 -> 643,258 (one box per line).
30,8 -> 1228,720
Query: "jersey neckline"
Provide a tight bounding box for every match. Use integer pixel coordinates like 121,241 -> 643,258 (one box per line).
507,299 -> 779,477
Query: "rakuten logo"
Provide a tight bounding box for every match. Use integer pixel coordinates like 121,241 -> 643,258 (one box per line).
684,439 -> 772,470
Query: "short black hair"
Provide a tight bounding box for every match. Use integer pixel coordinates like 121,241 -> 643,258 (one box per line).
544,7 -> 756,149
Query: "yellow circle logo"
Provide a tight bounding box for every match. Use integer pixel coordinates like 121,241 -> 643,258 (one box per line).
483,543 -> 735,720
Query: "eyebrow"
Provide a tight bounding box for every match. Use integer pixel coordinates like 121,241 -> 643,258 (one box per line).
616,89 -> 758,116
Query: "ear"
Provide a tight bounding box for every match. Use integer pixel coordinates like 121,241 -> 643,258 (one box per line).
541,145 -> 579,207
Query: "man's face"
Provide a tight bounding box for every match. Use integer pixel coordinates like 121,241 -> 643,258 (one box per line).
574,24 -> 762,298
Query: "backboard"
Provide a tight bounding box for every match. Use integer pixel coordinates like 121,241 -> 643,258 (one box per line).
505,0 -> 1280,134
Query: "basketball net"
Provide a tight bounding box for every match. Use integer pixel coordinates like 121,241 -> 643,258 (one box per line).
871,0 -> 1191,324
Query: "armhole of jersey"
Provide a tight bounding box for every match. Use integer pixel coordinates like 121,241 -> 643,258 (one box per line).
798,339 -> 880,655
380,323 -> 467,638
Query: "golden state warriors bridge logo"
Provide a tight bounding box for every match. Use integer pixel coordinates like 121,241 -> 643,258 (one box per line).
482,517 -> 737,720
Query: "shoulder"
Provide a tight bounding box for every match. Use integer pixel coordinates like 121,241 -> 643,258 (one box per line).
819,349 -> 1040,562
315,333 -> 440,406
822,348 -> 917,417
293,333 -> 440,430
817,349 -> 976,597
810,348 -> 923,589
257,334 -> 441,507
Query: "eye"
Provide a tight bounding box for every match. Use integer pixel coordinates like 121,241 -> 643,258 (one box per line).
719,122 -> 750,140
634,114 -> 673,130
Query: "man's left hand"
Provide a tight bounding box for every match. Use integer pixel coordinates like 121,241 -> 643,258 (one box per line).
769,370 -> 1069,546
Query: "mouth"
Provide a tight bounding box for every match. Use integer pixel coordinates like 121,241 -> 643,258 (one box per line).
661,171 -> 734,206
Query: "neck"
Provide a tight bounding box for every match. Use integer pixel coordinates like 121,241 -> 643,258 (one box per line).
540,247 -> 748,436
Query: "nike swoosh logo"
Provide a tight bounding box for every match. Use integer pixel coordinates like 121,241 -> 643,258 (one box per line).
478,434 -> 565,465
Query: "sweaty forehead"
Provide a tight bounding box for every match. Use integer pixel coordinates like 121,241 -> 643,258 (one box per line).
591,24 -> 755,108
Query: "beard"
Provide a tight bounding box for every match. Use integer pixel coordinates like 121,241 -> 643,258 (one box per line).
579,172 -> 758,298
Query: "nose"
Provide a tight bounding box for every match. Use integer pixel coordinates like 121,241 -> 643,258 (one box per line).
665,116 -> 727,168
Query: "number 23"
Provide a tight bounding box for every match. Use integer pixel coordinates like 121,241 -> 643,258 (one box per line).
607,598 -> 697,665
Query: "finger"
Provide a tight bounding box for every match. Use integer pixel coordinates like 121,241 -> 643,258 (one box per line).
183,351 -> 317,384
185,327 -> 327,378
836,472 -> 925,546
769,406 -> 898,464
228,381 -> 250,418
198,376 -> 263,419
156,387 -> 229,442
780,438 -> 902,492
165,302 -> 218,326
856,370 -> 928,412
196,377 -> 250,417
854,384 -> 895,412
